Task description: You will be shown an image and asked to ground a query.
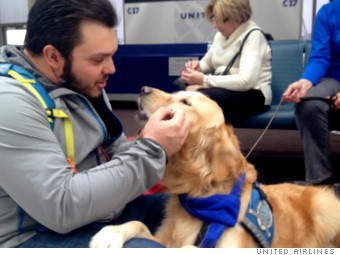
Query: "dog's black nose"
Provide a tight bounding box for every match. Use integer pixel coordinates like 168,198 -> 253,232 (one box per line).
140,86 -> 152,95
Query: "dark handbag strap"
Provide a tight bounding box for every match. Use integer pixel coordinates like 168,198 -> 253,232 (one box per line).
222,28 -> 268,75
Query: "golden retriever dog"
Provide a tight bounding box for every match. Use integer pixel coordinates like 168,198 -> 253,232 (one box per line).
90,87 -> 340,248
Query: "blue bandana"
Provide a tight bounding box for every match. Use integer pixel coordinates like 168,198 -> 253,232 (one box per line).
178,174 -> 246,248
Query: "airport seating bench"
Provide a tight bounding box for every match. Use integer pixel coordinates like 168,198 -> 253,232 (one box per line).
231,40 -> 307,130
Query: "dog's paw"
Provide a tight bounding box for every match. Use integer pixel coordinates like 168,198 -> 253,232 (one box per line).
89,226 -> 125,248
182,245 -> 197,248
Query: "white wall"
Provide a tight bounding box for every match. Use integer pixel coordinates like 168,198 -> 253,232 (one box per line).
0,0 -> 332,45
124,0 -> 303,43
302,0 -> 329,40
316,0 -> 330,9
109,0 -> 125,44
122,0 -> 332,43
0,0 -> 28,24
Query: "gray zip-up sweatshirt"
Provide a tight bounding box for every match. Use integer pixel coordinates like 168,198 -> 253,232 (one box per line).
0,45 -> 166,247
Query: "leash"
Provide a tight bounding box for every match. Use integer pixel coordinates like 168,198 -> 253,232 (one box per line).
245,97 -> 284,159
245,95 -> 337,159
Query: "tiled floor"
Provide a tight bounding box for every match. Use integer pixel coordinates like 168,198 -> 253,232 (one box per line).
112,105 -> 340,184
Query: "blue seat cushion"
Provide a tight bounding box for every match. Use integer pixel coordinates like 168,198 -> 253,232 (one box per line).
231,103 -> 296,130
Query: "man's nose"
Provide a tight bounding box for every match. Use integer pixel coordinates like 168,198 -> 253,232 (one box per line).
104,58 -> 116,74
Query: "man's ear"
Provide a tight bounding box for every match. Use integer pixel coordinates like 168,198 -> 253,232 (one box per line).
43,45 -> 64,71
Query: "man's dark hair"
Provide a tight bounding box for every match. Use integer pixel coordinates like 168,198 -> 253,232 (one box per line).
24,0 -> 118,59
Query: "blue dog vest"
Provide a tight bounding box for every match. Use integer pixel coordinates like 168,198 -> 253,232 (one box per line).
179,175 -> 275,248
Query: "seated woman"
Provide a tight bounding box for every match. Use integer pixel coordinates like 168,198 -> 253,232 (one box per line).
181,0 -> 272,123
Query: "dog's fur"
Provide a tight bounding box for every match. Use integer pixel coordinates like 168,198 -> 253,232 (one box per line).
90,87 -> 340,248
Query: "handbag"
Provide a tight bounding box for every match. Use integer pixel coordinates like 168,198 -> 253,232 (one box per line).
173,28 -> 268,89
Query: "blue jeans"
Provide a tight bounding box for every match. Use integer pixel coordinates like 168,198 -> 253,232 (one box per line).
16,194 -> 168,248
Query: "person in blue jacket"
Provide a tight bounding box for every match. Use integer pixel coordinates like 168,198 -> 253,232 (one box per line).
283,0 -> 340,189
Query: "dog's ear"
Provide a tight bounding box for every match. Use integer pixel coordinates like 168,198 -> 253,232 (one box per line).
210,125 -> 246,182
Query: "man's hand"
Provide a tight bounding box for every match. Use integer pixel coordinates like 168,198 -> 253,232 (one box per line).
141,107 -> 190,157
282,79 -> 313,103
330,92 -> 340,110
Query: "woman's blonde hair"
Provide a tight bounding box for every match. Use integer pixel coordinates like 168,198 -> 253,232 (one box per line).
205,0 -> 252,24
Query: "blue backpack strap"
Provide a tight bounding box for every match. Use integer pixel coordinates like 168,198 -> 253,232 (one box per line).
0,63 -> 56,129
11,64 -> 55,114
0,63 -> 77,172
0,63 -> 12,76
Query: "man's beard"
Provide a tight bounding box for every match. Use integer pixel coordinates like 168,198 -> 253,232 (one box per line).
59,59 -> 101,99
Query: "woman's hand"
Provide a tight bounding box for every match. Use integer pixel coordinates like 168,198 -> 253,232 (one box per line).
181,69 -> 205,85
185,60 -> 201,71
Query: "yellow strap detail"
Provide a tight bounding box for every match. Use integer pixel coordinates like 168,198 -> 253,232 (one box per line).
8,70 -> 48,110
8,69 -> 76,171
49,109 -> 76,167
7,70 -> 36,84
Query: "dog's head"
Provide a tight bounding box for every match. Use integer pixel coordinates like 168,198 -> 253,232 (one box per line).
138,87 -> 256,197
137,87 -> 224,128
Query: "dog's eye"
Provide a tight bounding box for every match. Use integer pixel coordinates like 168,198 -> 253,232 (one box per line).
181,99 -> 191,106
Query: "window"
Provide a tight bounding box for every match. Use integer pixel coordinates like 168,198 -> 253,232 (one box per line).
5,27 -> 26,45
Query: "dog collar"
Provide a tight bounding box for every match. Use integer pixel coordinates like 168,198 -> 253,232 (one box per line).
178,173 -> 246,248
